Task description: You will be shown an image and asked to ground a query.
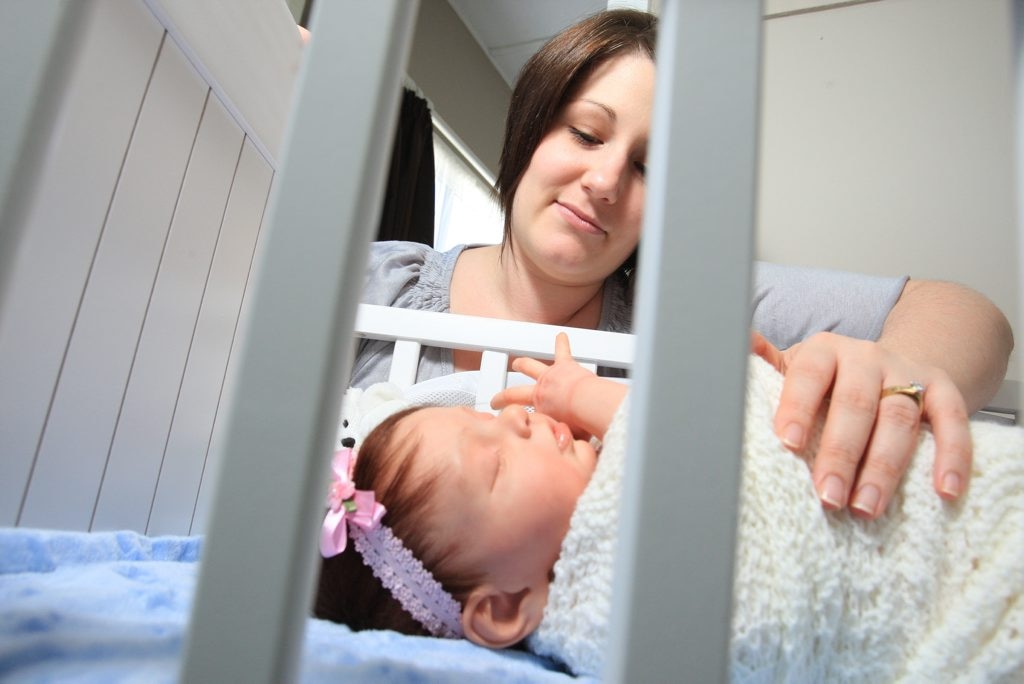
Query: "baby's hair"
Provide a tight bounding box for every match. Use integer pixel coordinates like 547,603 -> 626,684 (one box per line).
314,405 -> 484,635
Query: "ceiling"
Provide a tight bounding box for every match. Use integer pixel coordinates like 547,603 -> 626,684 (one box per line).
446,0 -> 608,87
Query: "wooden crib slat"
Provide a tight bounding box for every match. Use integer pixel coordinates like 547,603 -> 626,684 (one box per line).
91,94 -> 243,532
181,3 -> 419,682
149,138 -> 272,537
19,28 -> 208,531
0,0 -> 163,527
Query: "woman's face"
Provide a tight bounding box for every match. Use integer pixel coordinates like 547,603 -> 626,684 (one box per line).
509,52 -> 654,285
397,405 -> 597,591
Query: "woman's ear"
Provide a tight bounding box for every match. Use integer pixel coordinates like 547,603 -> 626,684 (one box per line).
461,582 -> 549,649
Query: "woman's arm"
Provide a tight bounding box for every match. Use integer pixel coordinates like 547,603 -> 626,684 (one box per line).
762,279 -> 1013,520
878,280 -> 1012,413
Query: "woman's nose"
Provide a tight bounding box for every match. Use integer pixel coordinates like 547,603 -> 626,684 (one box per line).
581,152 -> 627,203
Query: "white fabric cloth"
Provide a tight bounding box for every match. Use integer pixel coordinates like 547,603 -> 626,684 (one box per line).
528,355 -> 1024,682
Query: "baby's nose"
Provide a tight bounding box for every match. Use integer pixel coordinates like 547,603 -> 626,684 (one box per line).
497,405 -> 531,436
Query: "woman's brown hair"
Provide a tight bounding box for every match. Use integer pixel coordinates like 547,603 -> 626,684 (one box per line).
496,9 -> 657,275
314,406 -> 483,635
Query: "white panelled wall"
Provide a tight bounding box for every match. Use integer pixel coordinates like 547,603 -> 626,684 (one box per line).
0,0 -> 278,534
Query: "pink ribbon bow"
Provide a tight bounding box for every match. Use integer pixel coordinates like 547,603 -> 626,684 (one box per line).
320,448 -> 385,557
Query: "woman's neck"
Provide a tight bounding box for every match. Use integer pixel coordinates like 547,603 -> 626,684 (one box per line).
451,244 -> 605,329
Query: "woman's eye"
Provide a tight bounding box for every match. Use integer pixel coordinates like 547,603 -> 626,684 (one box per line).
569,127 -> 600,145
633,160 -> 647,178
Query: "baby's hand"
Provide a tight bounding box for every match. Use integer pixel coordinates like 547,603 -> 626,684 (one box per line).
490,333 -> 595,427
494,333 -> 628,441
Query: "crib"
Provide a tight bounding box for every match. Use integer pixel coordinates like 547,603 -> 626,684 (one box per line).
0,0 -> 1019,682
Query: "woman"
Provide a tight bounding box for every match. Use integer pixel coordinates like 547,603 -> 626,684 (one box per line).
346,10 -> 1012,520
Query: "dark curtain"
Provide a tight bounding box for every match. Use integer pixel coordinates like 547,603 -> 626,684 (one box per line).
375,88 -> 435,245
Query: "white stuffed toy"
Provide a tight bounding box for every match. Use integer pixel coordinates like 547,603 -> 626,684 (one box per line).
335,383 -> 411,450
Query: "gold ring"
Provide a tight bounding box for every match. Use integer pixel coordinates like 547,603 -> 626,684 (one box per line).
880,381 -> 926,412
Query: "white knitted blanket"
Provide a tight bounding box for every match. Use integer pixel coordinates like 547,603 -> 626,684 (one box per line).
527,355 -> 1024,682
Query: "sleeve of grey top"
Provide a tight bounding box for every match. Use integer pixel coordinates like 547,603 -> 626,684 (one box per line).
360,240 -> 433,306
751,261 -> 908,350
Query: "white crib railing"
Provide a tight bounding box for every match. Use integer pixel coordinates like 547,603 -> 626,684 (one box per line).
355,302 -> 634,410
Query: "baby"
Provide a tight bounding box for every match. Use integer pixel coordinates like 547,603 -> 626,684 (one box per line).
314,335 -> 1023,680
314,333 -> 625,646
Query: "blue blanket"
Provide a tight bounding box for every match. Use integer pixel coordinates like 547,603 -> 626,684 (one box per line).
0,528 -> 587,683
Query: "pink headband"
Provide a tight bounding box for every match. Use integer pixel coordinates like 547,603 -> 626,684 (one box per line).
320,448 -> 464,639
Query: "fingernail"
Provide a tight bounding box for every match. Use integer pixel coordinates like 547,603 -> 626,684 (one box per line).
941,472 -> 962,498
819,475 -> 845,509
851,484 -> 880,518
781,423 -> 804,450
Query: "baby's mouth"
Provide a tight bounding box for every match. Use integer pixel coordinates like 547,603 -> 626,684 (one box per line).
553,421 -> 573,452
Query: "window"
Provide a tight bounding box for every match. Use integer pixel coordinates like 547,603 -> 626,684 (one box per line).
432,128 -> 503,250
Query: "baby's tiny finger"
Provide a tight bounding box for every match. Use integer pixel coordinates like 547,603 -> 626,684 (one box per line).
554,332 -> 573,359
489,390 -> 508,410
514,357 -> 549,379
490,387 -> 530,409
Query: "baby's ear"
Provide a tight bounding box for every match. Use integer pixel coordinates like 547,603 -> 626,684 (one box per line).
461,583 -> 549,649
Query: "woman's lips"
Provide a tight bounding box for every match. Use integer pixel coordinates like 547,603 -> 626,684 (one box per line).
556,201 -> 605,236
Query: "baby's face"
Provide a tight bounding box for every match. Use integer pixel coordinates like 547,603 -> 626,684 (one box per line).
398,405 -> 597,592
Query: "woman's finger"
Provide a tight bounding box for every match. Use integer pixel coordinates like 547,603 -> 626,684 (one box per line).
750,331 -> 785,373
920,377 -> 972,500
772,336 -> 837,453
847,389 -> 921,519
811,359 -> 884,510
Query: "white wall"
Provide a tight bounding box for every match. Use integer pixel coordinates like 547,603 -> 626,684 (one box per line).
758,0 -> 1019,378
409,0 -> 510,175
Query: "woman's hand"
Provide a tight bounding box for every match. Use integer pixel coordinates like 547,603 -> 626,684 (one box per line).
751,330 -> 972,520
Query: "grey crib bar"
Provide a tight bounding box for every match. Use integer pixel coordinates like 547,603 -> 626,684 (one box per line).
180,2 -> 418,682
181,0 -> 761,682
1016,1 -> 1024,404
0,3 -> 86,326
605,1 -> 760,680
